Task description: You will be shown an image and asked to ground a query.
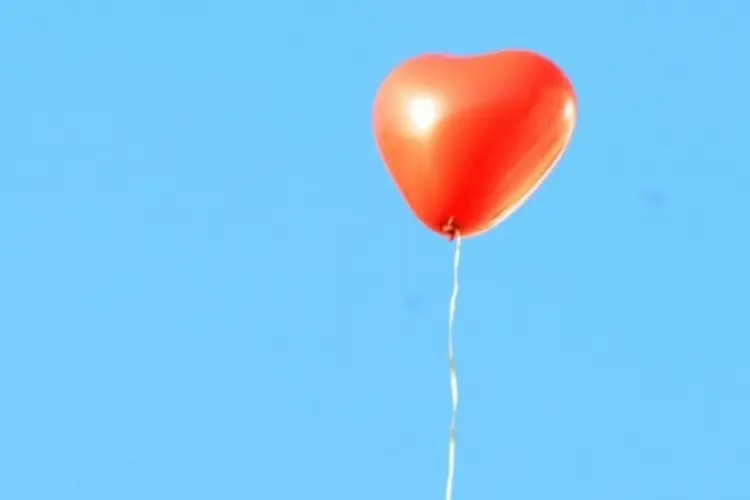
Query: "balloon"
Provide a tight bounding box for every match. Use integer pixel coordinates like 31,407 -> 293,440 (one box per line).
373,50 -> 577,239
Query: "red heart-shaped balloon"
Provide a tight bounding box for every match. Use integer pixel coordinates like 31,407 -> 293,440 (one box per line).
373,50 -> 577,239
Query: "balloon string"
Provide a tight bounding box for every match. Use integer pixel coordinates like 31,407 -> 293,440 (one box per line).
446,231 -> 461,500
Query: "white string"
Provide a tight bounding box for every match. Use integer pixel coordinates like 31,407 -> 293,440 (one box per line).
446,232 -> 461,500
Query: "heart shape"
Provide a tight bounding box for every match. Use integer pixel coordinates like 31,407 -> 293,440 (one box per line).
373,50 -> 577,239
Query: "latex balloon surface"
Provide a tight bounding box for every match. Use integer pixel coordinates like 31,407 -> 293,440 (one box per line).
373,50 -> 577,239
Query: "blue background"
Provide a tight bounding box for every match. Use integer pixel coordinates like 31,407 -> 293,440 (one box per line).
2,0 -> 748,499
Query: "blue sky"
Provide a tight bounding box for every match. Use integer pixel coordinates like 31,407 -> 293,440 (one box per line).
2,0 -> 749,499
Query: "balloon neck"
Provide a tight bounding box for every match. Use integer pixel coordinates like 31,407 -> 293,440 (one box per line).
442,218 -> 459,242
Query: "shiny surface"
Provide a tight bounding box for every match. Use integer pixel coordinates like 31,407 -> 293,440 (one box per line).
373,50 -> 577,239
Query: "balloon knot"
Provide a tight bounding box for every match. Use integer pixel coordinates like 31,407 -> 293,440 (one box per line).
442,218 -> 459,241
